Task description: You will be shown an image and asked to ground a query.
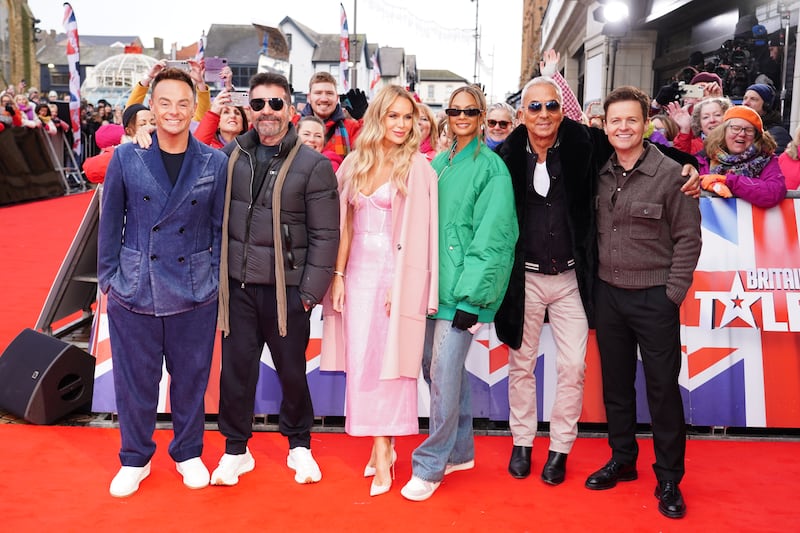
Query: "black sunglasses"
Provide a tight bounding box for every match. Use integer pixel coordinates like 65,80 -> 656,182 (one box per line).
487,119 -> 511,128
527,100 -> 561,113
249,97 -> 285,112
444,107 -> 482,117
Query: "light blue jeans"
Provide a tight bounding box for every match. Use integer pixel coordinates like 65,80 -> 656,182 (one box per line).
411,318 -> 475,482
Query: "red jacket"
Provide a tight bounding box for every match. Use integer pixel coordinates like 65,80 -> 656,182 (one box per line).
82,147 -> 115,183
673,131 -> 704,155
193,111 -> 224,149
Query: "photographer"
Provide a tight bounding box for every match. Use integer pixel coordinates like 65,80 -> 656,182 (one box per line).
689,72 -> 724,100
652,73 -> 721,116
0,93 -> 23,130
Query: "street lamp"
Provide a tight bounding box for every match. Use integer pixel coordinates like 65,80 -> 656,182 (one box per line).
593,1 -> 630,93
471,0 -> 479,84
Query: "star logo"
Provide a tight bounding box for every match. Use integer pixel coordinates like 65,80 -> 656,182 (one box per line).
718,272 -> 761,328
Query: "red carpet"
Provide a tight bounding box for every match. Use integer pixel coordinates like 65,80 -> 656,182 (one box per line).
1,194 -> 799,531
0,425 -> 797,532
0,191 -> 95,349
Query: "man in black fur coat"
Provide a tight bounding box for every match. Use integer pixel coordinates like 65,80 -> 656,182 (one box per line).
494,54 -> 699,487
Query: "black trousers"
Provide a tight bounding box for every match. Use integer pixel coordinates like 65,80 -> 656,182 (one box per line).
595,280 -> 686,483
219,282 -> 313,453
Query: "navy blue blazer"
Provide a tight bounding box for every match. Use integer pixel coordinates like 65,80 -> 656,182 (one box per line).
98,133 -> 228,316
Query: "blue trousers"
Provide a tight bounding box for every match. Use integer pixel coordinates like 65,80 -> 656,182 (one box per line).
107,297 -> 216,467
411,318 -> 475,482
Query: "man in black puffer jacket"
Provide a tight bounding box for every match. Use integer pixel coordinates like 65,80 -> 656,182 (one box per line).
213,72 -> 339,487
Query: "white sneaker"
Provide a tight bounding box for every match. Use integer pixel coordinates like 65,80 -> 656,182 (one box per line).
109,462 -> 151,498
210,448 -> 256,486
287,447 -> 322,484
176,457 -> 210,489
400,475 -> 441,501
444,459 -> 475,476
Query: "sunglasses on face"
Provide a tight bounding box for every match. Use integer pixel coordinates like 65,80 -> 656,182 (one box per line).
444,107 -> 482,117
487,119 -> 511,128
527,100 -> 561,113
249,97 -> 285,112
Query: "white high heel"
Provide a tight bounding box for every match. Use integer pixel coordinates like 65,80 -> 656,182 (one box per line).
369,455 -> 396,496
364,446 -> 396,477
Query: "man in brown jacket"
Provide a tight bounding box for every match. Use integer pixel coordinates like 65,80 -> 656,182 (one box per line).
584,86 -> 701,520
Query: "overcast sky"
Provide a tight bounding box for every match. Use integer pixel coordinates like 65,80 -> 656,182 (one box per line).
28,0 -> 524,102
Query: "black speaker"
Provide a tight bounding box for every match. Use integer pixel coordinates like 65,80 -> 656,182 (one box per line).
0,328 -> 95,424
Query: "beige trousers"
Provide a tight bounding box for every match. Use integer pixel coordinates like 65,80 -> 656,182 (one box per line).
508,270 -> 588,453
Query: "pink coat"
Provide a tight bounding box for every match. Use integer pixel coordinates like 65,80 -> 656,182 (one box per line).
778,151 -> 800,190
320,152 -> 439,379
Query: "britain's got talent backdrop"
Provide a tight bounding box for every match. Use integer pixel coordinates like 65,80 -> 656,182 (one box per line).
89,197 -> 800,428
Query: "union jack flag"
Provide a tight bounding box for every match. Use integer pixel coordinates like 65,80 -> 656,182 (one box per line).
62,3 -> 81,160
89,198 -> 800,427
339,3 -> 350,92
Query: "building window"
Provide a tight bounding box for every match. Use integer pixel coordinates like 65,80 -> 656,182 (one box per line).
231,65 -> 257,89
50,70 -> 70,86
427,85 -> 434,98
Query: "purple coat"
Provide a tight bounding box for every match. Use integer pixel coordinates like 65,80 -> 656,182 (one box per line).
698,155 -> 787,208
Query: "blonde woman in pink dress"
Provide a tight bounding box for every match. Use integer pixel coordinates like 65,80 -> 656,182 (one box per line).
321,85 -> 439,497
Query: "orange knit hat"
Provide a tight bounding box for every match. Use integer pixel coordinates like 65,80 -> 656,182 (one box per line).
723,105 -> 763,134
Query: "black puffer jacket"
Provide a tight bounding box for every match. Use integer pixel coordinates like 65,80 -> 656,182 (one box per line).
221,124 -> 339,304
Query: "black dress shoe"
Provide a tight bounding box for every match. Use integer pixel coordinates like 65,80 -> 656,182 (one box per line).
541,451 -> 568,485
508,445 -> 532,479
655,480 -> 686,519
584,459 -> 637,490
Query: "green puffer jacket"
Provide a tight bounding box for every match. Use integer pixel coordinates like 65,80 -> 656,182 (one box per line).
431,137 -> 518,323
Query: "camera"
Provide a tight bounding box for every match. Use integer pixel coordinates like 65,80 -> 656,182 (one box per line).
229,90 -> 249,107
165,60 -> 191,73
204,57 -> 228,83
705,23 -> 777,99
678,82 -> 704,99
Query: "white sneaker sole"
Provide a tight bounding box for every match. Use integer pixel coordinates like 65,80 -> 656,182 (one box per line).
176,461 -> 210,490
286,457 -> 322,484
400,481 -> 440,501
109,462 -> 151,498
211,455 -> 255,486
444,459 -> 475,476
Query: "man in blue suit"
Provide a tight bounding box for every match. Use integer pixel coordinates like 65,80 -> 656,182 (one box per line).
98,68 -> 228,497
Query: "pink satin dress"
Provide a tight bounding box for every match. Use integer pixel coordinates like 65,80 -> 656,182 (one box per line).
343,182 -> 418,436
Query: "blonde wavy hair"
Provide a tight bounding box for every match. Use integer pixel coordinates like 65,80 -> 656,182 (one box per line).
704,118 -> 777,162
447,84 -> 487,159
343,85 -> 420,202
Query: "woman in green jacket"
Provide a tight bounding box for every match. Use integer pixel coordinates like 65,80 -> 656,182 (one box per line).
401,85 -> 518,501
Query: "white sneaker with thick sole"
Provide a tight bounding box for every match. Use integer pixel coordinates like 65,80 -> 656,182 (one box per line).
444,459 -> 475,476
287,447 -> 322,484
109,461 -> 151,498
400,475 -> 441,501
176,457 -> 210,489
210,448 -> 255,486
